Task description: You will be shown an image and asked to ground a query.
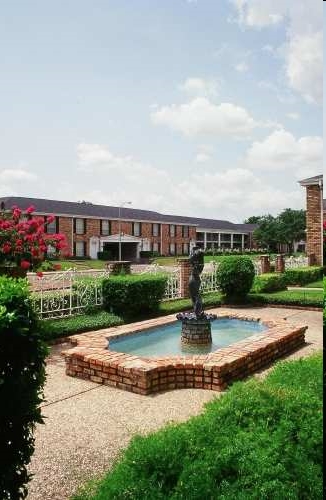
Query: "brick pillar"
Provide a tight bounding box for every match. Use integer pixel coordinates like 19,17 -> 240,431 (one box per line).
306,184 -> 322,265
260,255 -> 270,274
177,258 -> 191,298
275,254 -> 285,273
308,253 -> 316,266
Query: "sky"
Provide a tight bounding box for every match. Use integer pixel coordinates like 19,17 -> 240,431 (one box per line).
0,0 -> 323,223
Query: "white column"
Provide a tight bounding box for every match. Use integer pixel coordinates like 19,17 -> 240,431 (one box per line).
241,234 -> 244,250
204,232 -> 207,249
218,233 -> 221,249
231,233 -> 234,249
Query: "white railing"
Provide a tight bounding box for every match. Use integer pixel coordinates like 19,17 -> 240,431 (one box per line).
285,256 -> 309,269
29,269 -> 109,319
163,269 -> 181,300
200,262 -> 219,293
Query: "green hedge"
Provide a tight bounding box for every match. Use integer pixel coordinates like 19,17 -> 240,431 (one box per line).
72,353 -> 323,500
283,266 -> 323,286
252,273 -> 287,293
42,311 -> 124,341
248,289 -> 322,308
216,256 -> 255,302
102,274 -> 168,317
0,277 -> 48,499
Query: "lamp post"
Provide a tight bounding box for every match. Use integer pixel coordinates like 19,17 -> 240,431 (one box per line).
118,201 -> 132,261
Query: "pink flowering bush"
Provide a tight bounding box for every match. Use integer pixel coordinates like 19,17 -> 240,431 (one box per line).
0,205 -> 67,270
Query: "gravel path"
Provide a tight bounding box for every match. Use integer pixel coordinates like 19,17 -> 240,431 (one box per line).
27,307 -> 322,500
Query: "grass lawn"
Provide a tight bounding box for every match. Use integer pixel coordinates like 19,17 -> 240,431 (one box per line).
249,288 -> 323,307
72,352 -> 323,500
55,259 -> 107,270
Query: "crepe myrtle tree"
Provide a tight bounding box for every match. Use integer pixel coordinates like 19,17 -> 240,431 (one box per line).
0,205 -> 67,271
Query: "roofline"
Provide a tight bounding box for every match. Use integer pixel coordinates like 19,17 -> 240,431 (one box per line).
299,175 -> 323,187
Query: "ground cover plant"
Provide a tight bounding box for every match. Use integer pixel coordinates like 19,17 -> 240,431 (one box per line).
0,276 -> 48,499
42,311 -> 124,340
304,280 -> 323,288
248,289 -> 322,308
72,352 -> 323,500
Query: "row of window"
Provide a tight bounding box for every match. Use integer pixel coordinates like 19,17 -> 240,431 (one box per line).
45,216 -> 191,238
73,242 -> 190,258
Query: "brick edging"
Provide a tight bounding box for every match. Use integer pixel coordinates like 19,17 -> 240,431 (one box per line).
62,309 -> 308,395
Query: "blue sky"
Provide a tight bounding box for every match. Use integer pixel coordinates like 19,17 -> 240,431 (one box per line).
0,0 -> 322,222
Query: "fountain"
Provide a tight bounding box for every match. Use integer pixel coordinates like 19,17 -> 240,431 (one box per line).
176,246 -> 216,345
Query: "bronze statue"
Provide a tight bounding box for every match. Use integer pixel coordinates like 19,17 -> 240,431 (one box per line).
189,245 -> 204,318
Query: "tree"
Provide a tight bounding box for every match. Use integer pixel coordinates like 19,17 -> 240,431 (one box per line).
243,216 -> 262,224
253,215 -> 279,252
277,209 -> 306,253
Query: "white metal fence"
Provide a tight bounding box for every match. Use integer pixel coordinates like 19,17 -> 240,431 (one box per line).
284,256 -> 309,269
163,269 -> 182,300
29,269 -> 109,319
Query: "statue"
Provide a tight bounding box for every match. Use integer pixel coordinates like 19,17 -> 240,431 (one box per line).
189,245 -> 204,318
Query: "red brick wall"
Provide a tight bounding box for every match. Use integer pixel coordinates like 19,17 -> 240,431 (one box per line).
306,185 -> 322,265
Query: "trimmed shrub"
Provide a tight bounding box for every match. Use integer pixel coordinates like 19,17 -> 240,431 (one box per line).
97,251 -> 112,260
42,311 -> 123,340
72,353 -> 323,500
216,256 -> 255,302
252,273 -> 287,293
0,277 -> 48,499
283,266 -> 323,286
102,274 -> 168,317
248,289 -> 322,308
139,251 -> 161,259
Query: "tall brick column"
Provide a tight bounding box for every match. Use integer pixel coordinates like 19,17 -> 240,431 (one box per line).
306,184 -> 323,265
177,258 -> 191,298
275,254 -> 285,273
260,255 -> 270,274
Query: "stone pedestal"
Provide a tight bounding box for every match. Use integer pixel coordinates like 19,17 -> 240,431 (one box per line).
275,254 -> 285,273
260,255 -> 270,274
105,261 -> 131,275
177,313 -> 216,346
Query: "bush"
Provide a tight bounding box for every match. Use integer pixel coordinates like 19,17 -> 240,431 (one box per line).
139,251 -> 160,259
97,251 -> 112,260
42,311 -> 123,340
102,274 -> 167,317
252,273 -> 287,293
0,277 -> 48,499
248,289 -> 323,308
73,353 -> 323,500
216,256 -> 255,302
283,266 -> 323,286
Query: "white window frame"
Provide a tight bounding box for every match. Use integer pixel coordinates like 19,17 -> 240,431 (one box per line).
101,220 -> 110,236
76,218 -> 85,235
75,241 -> 85,257
133,222 -> 141,237
152,223 -> 160,236
169,242 -> 176,255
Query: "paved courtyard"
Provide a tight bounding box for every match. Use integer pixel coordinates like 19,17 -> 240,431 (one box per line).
27,307 -> 323,500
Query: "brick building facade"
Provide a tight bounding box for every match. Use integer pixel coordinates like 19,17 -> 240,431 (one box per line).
0,197 -> 256,261
299,174 -> 324,265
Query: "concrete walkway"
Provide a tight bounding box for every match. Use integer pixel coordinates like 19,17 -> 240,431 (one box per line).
27,307 -> 323,500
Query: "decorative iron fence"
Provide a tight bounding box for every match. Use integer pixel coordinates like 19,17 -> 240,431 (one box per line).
163,269 -> 181,300
284,256 -> 309,269
200,262 -> 219,293
29,269 -> 109,319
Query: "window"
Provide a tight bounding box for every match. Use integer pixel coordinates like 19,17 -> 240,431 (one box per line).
169,242 -> 176,255
133,222 -> 141,236
101,220 -> 110,236
153,242 -> 160,254
75,241 -> 85,257
182,226 -> 189,238
46,216 -> 57,234
183,243 -> 189,255
152,223 -> 160,236
75,218 -> 86,235
170,225 -> 176,237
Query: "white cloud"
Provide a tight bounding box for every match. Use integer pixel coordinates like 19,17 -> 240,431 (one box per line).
286,112 -> 300,120
151,97 -> 268,138
285,31 -> 322,104
234,62 -> 249,73
195,153 -> 210,163
230,0 -> 323,104
0,168 -> 38,182
178,77 -> 221,98
246,129 -> 323,177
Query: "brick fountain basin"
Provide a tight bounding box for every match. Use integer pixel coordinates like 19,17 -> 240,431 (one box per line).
62,310 -> 307,395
